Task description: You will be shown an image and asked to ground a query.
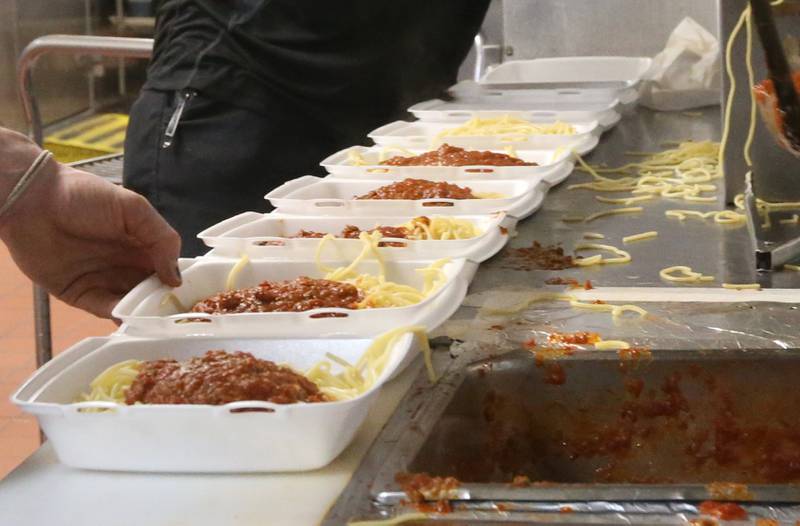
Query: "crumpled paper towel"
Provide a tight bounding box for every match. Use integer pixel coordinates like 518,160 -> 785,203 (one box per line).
640,17 -> 721,111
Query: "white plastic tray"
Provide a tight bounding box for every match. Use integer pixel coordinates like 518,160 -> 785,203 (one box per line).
408,98 -> 621,130
198,212 -> 516,263
12,333 -> 415,472
449,79 -> 639,107
112,256 -> 472,338
264,176 -> 548,220
368,119 -> 600,154
480,56 -> 652,90
321,145 -> 574,182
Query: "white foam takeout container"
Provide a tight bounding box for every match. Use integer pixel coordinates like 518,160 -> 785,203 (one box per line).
368,119 -> 600,154
408,98 -> 621,130
264,175 -> 547,220
198,212 -> 515,264
449,80 -> 636,107
321,145 -> 575,184
112,255 -> 472,338
480,56 -> 652,91
12,333 -> 416,472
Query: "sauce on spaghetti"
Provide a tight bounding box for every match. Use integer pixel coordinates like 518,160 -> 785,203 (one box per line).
125,350 -> 328,405
191,277 -> 362,314
356,178 -> 476,200
380,144 -> 536,167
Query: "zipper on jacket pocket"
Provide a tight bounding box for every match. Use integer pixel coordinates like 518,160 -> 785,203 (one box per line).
162,89 -> 197,149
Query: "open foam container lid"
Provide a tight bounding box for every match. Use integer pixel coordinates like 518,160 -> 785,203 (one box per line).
480,56 -> 653,87
320,145 -> 575,182
197,211 -> 516,263
12,333 -> 418,472
264,175 -> 549,220
407,98 -> 621,130
112,255 -> 473,338
367,119 -> 601,153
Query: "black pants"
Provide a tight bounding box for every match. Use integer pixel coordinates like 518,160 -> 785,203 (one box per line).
123,89 -> 326,257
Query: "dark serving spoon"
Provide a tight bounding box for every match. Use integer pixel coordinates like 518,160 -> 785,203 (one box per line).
749,0 -> 800,152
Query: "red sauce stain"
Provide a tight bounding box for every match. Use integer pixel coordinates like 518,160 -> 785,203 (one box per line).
545,276 -> 579,287
499,226 -> 509,235
543,277 -> 594,290
523,338 -> 537,349
618,347 -> 652,373
689,519 -> 718,526
395,472 -> 460,514
543,362 -> 566,385
560,506 -> 574,513
489,324 -> 505,331
504,241 -> 575,270
756,519 -> 779,526
548,331 -> 601,345
697,501 -> 748,521
593,299 -> 606,304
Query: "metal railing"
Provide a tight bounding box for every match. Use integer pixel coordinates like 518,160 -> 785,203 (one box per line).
16,34 -> 153,367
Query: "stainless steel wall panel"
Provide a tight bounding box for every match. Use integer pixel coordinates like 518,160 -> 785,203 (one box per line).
502,0 -> 719,59
0,0 -> 21,129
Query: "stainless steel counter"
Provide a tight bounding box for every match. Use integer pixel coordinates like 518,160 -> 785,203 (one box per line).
322,107 -> 800,525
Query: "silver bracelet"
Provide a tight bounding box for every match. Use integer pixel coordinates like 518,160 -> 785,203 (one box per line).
0,150 -> 54,218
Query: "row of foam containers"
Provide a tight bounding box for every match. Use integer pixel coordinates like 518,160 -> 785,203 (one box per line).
12,56 -> 649,473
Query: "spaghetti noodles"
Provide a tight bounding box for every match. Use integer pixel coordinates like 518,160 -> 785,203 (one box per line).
659,265 -> 715,283
437,116 -> 575,140
573,243 -> 632,266
623,231 -> 658,244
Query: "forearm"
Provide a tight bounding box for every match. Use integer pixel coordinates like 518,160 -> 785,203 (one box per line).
0,128 -> 60,234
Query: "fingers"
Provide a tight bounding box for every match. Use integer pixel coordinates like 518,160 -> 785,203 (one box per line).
58,266 -> 154,318
70,288 -> 126,319
120,191 -> 183,287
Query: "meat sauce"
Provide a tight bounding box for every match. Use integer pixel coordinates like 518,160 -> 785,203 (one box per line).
125,350 -> 328,405
380,143 -> 536,167
191,277 -> 362,314
356,178 -> 476,200
504,241 -> 575,270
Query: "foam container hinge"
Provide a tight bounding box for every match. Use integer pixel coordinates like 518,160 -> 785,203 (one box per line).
112,256 -> 473,338
264,175 -> 548,220
408,98 -> 621,130
449,79 -> 637,107
368,119 -> 600,153
321,145 -> 575,183
198,212 -> 516,263
479,56 -> 652,92
12,333 -> 417,472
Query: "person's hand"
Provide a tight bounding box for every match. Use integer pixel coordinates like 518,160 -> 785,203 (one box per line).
0,128 -> 181,318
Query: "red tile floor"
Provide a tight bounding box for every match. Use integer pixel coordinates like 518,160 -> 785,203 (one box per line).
0,243 -> 115,478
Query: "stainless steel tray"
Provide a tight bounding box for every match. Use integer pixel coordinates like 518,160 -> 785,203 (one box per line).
373,346 -> 800,504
